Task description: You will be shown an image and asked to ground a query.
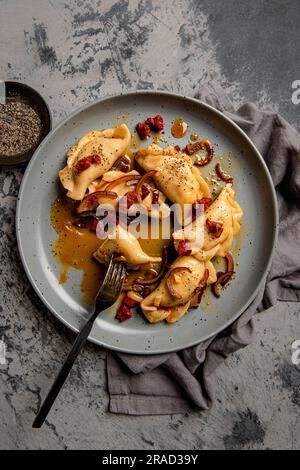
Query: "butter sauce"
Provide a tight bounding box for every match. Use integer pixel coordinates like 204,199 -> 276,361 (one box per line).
171,118 -> 188,138
51,195 -> 171,304
51,196 -> 105,303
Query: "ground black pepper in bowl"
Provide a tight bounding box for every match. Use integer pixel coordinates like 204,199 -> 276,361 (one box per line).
0,81 -> 51,165
0,100 -> 42,157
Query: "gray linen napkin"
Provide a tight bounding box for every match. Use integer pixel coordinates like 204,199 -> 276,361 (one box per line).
107,82 -> 300,415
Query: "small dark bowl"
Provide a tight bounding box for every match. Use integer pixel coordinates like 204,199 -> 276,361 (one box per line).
0,81 -> 52,165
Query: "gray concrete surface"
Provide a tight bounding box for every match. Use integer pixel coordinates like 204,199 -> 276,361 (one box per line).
0,0 -> 299,450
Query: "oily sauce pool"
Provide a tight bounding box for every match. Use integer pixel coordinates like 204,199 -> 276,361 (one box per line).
51,195 -> 105,303
50,195 -> 170,304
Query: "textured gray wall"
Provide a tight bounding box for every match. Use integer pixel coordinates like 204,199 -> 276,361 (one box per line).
0,0 -> 299,450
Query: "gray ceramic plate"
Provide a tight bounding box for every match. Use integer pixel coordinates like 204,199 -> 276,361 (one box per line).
16,91 -> 278,354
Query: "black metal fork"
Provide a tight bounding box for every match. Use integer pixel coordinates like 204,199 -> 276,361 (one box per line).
32,255 -> 126,428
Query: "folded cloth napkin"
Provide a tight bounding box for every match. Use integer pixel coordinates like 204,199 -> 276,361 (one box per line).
107,82 -> 300,415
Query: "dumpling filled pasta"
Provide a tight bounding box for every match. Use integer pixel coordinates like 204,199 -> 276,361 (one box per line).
93,224 -> 161,269
140,256 -> 215,323
77,170 -> 170,220
172,184 -> 242,260
203,184 -> 243,257
53,114 -> 244,326
87,169 -> 140,197
76,170 -> 141,213
59,124 -> 131,200
135,144 -> 210,205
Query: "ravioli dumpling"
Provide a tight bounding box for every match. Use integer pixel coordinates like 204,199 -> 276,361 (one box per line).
88,170 -> 139,197
172,184 -> 242,260
135,144 -> 210,205
59,124 -> 131,201
189,260 -> 217,309
203,184 -> 243,257
93,224 -> 161,269
87,169 -> 169,218
141,256 -> 211,323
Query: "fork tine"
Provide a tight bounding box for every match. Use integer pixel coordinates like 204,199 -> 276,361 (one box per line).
114,264 -> 126,294
109,262 -> 120,286
108,261 -> 123,288
101,254 -> 116,286
97,256 -> 117,299
97,254 -> 126,302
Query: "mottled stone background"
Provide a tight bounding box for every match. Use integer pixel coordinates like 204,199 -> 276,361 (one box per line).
0,0 -> 299,450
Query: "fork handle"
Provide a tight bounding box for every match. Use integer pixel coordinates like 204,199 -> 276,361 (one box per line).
32,311 -> 99,428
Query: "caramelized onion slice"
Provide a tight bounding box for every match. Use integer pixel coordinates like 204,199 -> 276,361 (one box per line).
94,180 -> 111,191
212,270 -> 234,298
225,251 -> 234,272
185,141 -> 203,155
194,268 -> 209,303
76,210 -> 98,218
144,268 -> 159,280
134,246 -> 167,286
185,139 -> 214,166
215,162 -> 233,184
166,266 -> 192,299
125,178 -> 142,186
194,140 -> 214,166
211,252 -> 235,298
77,190 -> 118,213
113,255 -> 127,263
106,174 -> 141,190
136,170 -> 157,204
